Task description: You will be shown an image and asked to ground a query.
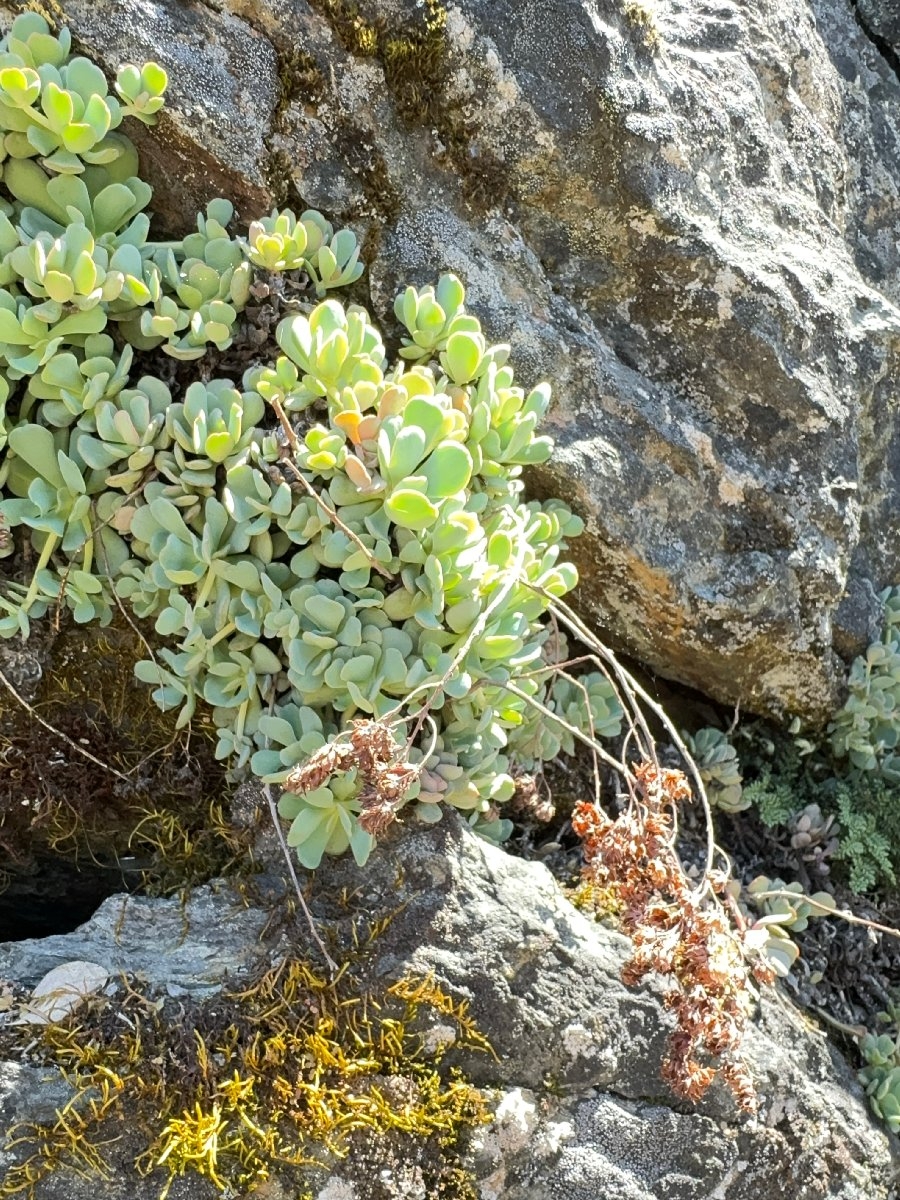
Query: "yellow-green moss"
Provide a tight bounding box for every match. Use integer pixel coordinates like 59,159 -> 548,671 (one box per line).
0,950 -> 493,1200
622,0 -> 662,52
305,0 -> 506,213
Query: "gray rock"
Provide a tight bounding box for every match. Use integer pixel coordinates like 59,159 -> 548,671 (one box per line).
856,0 -> 900,48
0,881 -> 271,994
0,817 -> 893,1198
312,815 -> 897,1200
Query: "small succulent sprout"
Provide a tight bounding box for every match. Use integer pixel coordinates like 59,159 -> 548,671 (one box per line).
553,672 -> 624,749
283,581 -> 371,677
306,226 -> 364,296
250,700 -> 331,782
746,875 -> 835,934
683,726 -> 747,813
468,370 -> 554,477
411,734 -> 514,819
861,1032 -> 900,1069
129,494 -> 255,607
0,286 -> 108,375
0,39 -> 131,175
376,396 -> 475,532
227,561 -> 293,638
395,273 -> 468,360
222,461 -> 293,533
829,587 -> 900,778
26,335 -> 133,428
180,197 -> 235,255
3,558 -> 114,627
9,221 -> 132,312
466,808 -> 515,846
788,803 -> 840,874
0,13 -> 72,71
744,925 -> 800,979
73,375 -> 173,491
295,209 -> 332,255
244,355 -> 315,413
859,1029 -> 900,1134
12,169 -> 153,246
166,379 -> 265,476
295,426 -> 346,477
114,61 -> 168,124
277,299 -> 386,402
245,208 -> 309,271
0,422 -> 120,623
277,772 -> 375,869
202,642 -> 281,711
137,264 -> 246,360
134,201 -> 251,358
134,649 -> 200,728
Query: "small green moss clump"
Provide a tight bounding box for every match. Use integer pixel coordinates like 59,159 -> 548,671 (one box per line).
0,619 -> 250,896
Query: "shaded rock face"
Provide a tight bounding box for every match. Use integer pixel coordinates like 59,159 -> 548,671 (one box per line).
13,0 -> 900,725
856,0 -> 900,48
0,818 -> 894,1198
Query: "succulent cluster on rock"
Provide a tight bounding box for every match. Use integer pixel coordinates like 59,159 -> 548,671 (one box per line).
0,12 -> 623,870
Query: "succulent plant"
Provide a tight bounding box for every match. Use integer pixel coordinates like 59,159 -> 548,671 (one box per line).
72,374 -> 173,491
14,169 -> 152,246
276,299 -> 385,403
249,208 -> 364,296
129,200 -> 251,359
166,379 -> 265,473
250,700 -> 332,782
0,19 -> 624,874
829,588 -> 900,782
683,726 -> 747,813
25,334 -> 133,427
244,354 -> 315,414
741,874 -> 836,977
246,208 -> 307,272
394,273 -> 469,362
860,1025 -> 900,1134
114,61 -> 168,125
0,286 -> 108,376
787,803 -> 840,876
746,875 -> 835,932
277,770 -> 375,869
0,14 -> 160,175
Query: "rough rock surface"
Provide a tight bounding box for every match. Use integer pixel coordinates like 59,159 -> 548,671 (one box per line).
0,817 -> 894,1198
0,882 -> 271,995
856,0 -> 900,47
11,0 -> 900,722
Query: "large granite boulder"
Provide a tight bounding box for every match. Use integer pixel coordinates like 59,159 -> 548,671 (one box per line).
14,0 -> 900,724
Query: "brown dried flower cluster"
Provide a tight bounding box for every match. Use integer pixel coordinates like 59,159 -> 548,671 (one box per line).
509,771 -> 555,823
572,762 -> 762,1112
282,720 -> 419,837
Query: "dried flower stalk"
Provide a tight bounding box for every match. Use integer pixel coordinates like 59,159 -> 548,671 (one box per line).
573,762 -> 766,1111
